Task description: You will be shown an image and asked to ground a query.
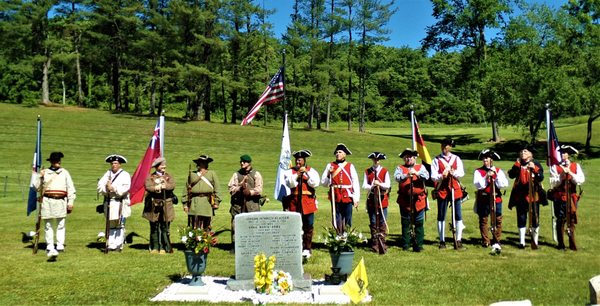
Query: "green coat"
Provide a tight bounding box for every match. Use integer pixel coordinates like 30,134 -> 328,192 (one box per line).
183,170 -> 220,217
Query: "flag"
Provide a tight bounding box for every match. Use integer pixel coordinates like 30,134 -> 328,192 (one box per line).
341,257 -> 369,304
547,115 -> 562,167
241,67 -> 285,126
27,116 -> 42,216
129,116 -> 163,205
412,116 -> 432,166
274,113 -> 292,201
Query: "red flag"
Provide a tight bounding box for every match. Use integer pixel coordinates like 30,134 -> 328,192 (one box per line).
241,67 -> 285,125
129,117 -> 162,205
412,116 -> 432,166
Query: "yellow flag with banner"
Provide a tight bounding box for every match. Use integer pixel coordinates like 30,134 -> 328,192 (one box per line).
341,257 -> 369,304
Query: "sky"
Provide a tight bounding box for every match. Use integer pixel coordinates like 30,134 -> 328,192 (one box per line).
264,0 -> 568,49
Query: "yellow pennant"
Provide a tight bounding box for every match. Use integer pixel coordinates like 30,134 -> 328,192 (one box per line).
341,257 -> 369,304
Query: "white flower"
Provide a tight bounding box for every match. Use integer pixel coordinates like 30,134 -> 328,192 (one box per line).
181,236 -> 188,243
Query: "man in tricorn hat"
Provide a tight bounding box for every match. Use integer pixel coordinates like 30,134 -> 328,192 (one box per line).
33,152 -> 76,257
473,149 -> 508,252
507,143 -> 545,250
283,149 -> 320,259
431,138 -> 466,250
321,143 -> 360,228
395,148 -> 429,252
549,145 -> 585,250
228,154 -> 263,250
143,157 -> 176,254
362,152 -> 391,253
183,155 -> 220,230
97,154 -> 131,251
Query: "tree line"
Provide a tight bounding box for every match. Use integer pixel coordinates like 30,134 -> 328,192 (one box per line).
0,0 -> 597,151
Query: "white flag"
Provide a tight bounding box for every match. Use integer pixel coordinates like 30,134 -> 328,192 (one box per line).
274,114 -> 291,201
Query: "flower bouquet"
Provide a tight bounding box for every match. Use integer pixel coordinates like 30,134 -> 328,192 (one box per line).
178,226 -> 217,254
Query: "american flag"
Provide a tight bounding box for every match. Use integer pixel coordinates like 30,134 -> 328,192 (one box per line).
241,67 -> 285,125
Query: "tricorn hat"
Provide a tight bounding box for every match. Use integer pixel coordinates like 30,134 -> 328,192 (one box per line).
440,138 -> 455,147
152,157 -> 166,168
334,143 -> 352,155
520,143 -> 537,153
478,149 -> 501,160
293,149 -> 312,159
239,154 -> 252,163
193,155 -> 214,164
47,152 -> 64,162
558,145 -> 578,155
367,152 -> 387,160
399,148 -> 418,158
105,154 -> 127,164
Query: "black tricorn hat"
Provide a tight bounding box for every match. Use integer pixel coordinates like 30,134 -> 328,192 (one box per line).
399,148 -> 418,158
519,143 -> 537,153
193,155 -> 214,164
334,143 -> 352,155
440,138 -> 455,147
558,145 -> 578,155
293,149 -> 312,159
367,152 -> 387,160
478,149 -> 501,160
105,154 -> 127,164
47,152 -> 64,162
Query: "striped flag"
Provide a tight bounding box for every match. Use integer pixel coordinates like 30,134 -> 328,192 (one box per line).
546,110 -> 562,167
274,113 -> 292,201
129,116 -> 163,205
411,113 -> 432,166
241,67 -> 285,126
27,116 -> 42,216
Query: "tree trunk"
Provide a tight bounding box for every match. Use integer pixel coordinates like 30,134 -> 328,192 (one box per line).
75,43 -> 84,106
42,53 -> 51,105
61,73 -> 66,105
586,109 -> 600,154
203,79 -> 211,121
150,80 -> 156,115
346,4 -> 353,131
111,56 -> 120,111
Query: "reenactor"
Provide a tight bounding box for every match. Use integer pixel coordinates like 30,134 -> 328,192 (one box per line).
362,152 -> 391,254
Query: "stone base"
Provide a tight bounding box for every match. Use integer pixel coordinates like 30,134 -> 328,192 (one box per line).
226,278 -> 312,292
590,275 -> 600,305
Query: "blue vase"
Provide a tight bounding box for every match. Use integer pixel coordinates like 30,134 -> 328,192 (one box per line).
330,251 -> 355,276
184,250 -> 207,286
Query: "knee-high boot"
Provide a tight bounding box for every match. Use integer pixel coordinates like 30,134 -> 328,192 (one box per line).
369,224 -> 379,253
556,218 -> 565,250
567,215 -> 577,251
494,215 -> 503,244
479,216 -> 489,247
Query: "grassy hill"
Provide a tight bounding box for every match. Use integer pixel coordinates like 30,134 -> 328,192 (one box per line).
0,103 -> 598,305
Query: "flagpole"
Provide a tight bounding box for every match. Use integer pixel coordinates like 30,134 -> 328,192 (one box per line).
545,103 -> 550,165
282,49 -> 287,121
160,111 -> 165,158
410,105 -> 416,150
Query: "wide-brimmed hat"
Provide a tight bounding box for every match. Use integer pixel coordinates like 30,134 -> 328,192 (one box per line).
193,155 -> 214,164
558,145 -> 578,155
239,154 -> 252,163
47,152 -> 64,162
152,157 -> 166,168
399,148 -> 418,158
440,138 -> 455,147
105,154 -> 127,164
293,149 -> 312,159
367,152 -> 387,160
478,149 -> 501,160
334,143 -> 352,155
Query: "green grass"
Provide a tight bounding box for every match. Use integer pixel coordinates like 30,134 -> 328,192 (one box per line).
0,103 -> 599,305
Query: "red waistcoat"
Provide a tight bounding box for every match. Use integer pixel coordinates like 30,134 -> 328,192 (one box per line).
434,158 -> 463,200
329,162 -> 354,203
365,167 -> 389,208
475,167 -> 502,204
554,163 -> 578,203
288,167 -> 317,214
396,164 -> 427,213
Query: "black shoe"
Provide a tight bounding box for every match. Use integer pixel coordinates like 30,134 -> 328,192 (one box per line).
439,241 -> 446,249
456,240 -> 466,251
414,246 -> 423,252
518,244 -> 525,249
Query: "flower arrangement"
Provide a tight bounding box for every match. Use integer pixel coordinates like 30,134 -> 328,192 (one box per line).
322,225 -> 367,254
253,253 -> 293,295
178,226 -> 217,254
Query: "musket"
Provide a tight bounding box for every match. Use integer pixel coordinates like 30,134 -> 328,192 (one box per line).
187,164 -> 193,227
329,170 -> 338,230
527,167 -> 538,249
489,174 -> 497,241
564,169 -> 573,238
449,175 -> 458,250
374,185 -> 386,254
409,174 -> 416,248
297,167 -> 304,215
104,179 -> 111,254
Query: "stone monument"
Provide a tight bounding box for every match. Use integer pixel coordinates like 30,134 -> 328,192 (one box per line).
226,211 -> 312,291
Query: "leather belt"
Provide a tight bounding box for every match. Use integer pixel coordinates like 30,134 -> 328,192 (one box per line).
44,193 -> 67,199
